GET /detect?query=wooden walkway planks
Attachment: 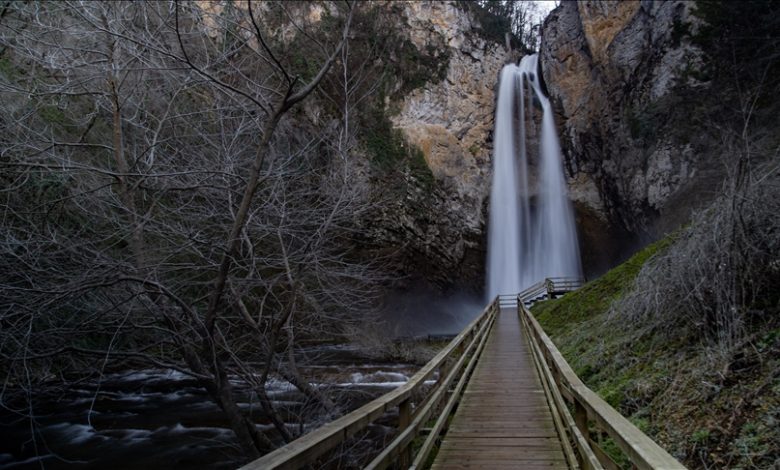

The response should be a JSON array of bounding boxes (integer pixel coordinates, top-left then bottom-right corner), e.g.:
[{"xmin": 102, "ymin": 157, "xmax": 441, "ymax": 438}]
[{"xmin": 431, "ymin": 307, "xmax": 568, "ymax": 470}]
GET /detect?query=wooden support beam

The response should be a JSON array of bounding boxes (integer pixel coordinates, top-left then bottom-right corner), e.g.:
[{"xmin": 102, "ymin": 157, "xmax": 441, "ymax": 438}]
[{"xmin": 398, "ymin": 399, "xmax": 412, "ymax": 467}]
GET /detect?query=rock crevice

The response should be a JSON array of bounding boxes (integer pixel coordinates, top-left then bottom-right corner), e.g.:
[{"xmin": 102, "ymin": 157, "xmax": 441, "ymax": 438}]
[
  {"xmin": 366, "ymin": 1, "xmax": 515, "ymax": 292},
  {"xmin": 540, "ymin": 0, "xmax": 707, "ymax": 269}
]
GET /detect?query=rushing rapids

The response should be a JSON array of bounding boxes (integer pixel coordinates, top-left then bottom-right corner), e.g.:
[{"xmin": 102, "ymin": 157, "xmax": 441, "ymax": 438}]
[{"xmin": 486, "ymin": 54, "xmax": 581, "ymax": 300}]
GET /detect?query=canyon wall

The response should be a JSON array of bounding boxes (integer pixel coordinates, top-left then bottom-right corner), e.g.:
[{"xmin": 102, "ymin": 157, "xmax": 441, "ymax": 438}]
[
  {"xmin": 540, "ymin": 0, "xmax": 711, "ymax": 268},
  {"xmin": 356, "ymin": 1, "xmax": 515, "ymax": 291}
]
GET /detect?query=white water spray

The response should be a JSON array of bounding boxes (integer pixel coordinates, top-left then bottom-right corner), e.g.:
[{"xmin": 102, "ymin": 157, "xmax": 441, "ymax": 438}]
[{"xmin": 486, "ymin": 54, "xmax": 582, "ymax": 300}]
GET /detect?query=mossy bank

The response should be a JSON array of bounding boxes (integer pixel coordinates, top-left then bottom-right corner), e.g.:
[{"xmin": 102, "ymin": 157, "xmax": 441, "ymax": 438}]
[{"xmin": 532, "ymin": 234, "xmax": 780, "ymax": 468}]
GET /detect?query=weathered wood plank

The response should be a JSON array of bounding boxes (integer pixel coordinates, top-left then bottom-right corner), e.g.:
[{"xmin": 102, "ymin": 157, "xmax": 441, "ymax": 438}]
[
  {"xmin": 432, "ymin": 463, "xmax": 568, "ymax": 470},
  {"xmin": 439, "ymin": 437, "xmax": 564, "ymax": 447},
  {"xmin": 436, "ymin": 452, "xmax": 566, "ymax": 462},
  {"xmin": 432, "ymin": 308, "xmax": 569, "ymax": 468}
]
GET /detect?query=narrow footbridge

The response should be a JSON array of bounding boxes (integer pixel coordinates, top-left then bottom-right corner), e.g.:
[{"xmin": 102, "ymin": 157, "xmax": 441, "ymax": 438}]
[{"xmin": 242, "ymin": 278, "xmax": 686, "ymax": 470}]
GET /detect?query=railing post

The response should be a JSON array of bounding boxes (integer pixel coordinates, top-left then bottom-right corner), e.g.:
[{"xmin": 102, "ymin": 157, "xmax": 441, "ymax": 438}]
[
  {"xmin": 398, "ymin": 398, "xmax": 412, "ymax": 467},
  {"xmin": 440, "ymin": 358, "xmax": 452, "ymax": 395},
  {"xmin": 551, "ymin": 364, "xmax": 560, "ymax": 388},
  {"xmin": 574, "ymin": 400, "xmax": 596, "ymax": 468},
  {"xmin": 575, "ymin": 399, "xmax": 588, "ymax": 440}
]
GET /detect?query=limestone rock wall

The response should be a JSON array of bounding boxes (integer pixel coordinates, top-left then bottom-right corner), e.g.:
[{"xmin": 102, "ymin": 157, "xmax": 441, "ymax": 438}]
[
  {"xmin": 368, "ymin": 1, "xmax": 515, "ymax": 291},
  {"xmin": 540, "ymin": 0, "xmax": 707, "ymax": 264},
  {"xmin": 395, "ymin": 2, "xmax": 507, "ymax": 209}
]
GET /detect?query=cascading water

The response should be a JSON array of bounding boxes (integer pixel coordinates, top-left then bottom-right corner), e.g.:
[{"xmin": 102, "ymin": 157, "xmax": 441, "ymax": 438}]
[{"xmin": 486, "ymin": 54, "xmax": 582, "ymax": 300}]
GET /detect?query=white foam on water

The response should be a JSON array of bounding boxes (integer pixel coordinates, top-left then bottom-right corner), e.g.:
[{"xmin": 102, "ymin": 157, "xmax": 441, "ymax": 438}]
[
  {"xmin": 101, "ymin": 428, "xmax": 153, "ymax": 443},
  {"xmin": 349, "ymin": 371, "xmax": 409, "ymax": 384},
  {"xmin": 46, "ymin": 422, "xmax": 108, "ymax": 445},
  {"xmin": 333, "ymin": 381, "xmax": 408, "ymax": 388},
  {"xmin": 159, "ymin": 423, "xmax": 232, "ymax": 437}
]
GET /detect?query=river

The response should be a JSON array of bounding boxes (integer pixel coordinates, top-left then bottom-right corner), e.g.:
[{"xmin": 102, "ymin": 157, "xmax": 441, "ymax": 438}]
[{"xmin": 0, "ymin": 344, "xmax": 427, "ymax": 469}]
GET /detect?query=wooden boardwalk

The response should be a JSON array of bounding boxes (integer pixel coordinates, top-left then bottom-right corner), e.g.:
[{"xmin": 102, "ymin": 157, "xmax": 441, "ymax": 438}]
[
  {"xmin": 246, "ymin": 286, "xmax": 685, "ymax": 470},
  {"xmin": 432, "ymin": 307, "xmax": 568, "ymax": 469}
]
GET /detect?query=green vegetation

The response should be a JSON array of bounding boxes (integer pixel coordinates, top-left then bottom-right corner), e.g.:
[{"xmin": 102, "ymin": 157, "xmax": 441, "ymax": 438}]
[
  {"xmin": 533, "ymin": 236, "xmax": 674, "ymax": 335},
  {"xmin": 395, "ymin": 39, "xmax": 451, "ymax": 98},
  {"xmin": 267, "ymin": 2, "xmax": 443, "ymax": 193},
  {"xmin": 455, "ymin": 1, "xmax": 511, "ymax": 46},
  {"xmin": 598, "ymin": 436, "xmax": 631, "ymax": 468},
  {"xmin": 340, "ymin": 2, "xmax": 451, "ymax": 101},
  {"xmin": 0, "ymin": 56, "xmax": 18, "ymax": 79},
  {"xmin": 362, "ymin": 103, "xmax": 434, "ymax": 190},
  {"xmin": 691, "ymin": 428, "xmax": 710, "ymax": 444},
  {"xmin": 454, "ymin": 1, "xmax": 525, "ymax": 51},
  {"xmin": 531, "ymin": 222, "xmax": 780, "ymax": 468},
  {"xmin": 531, "ymin": 237, "xmax": 678, "ymax": 470},
  {"xmin": 38, "ymin": 105, "xmax": 69, "ymax": 126},
  {"xmin": 283, "ymin": 8, "xmax": 342, "ymax": 84}
]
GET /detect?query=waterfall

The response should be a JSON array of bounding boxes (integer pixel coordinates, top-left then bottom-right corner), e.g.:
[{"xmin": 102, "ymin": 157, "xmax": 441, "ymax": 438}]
[{"xmin": 486, "ymin": 54, "xmax": 582, "ymax": 301}]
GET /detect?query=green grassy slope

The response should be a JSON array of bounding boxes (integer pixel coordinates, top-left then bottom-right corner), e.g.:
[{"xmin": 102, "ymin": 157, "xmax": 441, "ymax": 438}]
[{"xmin": 532, "ymin": 237, "xmax": 780, "ymax": 469}]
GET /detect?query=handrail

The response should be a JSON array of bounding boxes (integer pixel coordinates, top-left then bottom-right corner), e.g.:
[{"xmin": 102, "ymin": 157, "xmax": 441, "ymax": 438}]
[
  {"xmin": 367, "ymin": 304, "xmax": 497, "ymax": 469},
  {"xmin": 518, "ymin": 301, "xmax": 686, "ymax": 470},
  {"xmin": 240, "ymin": 278, "xmax": 680, "ymax": 470},
  {"xmin": 498, "ymin": 293, "xmax": 519, "ymax": 307},
  {"xmin": 518, "ymin": 280, "xmax": 546, "ymax": 302},
  {"xmin": 546, "ymin": 277, "xmax": 585, "ymax": 293},
  {"xmin": 517, "ymin": 277, "xmax": 585, "ymax": 306},
  {"xmin": 240, "ymin": 298, "xmax": 500, "ymax": 470},
  {"xmin": 521, "ymin": 308, "xmax": 603, "ymax": 470}
]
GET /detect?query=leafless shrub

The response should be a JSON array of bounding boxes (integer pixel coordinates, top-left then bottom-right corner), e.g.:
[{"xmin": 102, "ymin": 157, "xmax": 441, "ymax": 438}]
[
  {"xmin": 0, "ymin": 0, "xmax": 391, "ymax": 460},
  {"xmin": 346, "ymin": 320, "xmax": 438, "ymax": 365},
  {"xmin": 610, "ymin": 153, "xmax": 780, "ymax": 356}
]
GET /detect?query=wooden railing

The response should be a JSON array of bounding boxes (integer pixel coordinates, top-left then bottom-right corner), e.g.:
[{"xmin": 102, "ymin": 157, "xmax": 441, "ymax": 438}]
[
  {"xmin": 498, "ymin": 275, "xmax": 584, "ymax": 307},
  {"xmin": 239, "ymin": 279, "xmax": 685, "ymax": 470},
  {"xmin": 240, "ymin": 298, "xmax": 500, "ymax": 470},
  {"xmin": 518, "ymin": 300, "xmax": 686, "ymax": 470},
  {"xmin": 517, "ymin": 280, "xmax": 547, "ymax": 303},
  {"xmin": 516, "ymin": 276, "xmax": 585, "ymax": 306},
  {"xmin": 546, "ymin": 276, "xmax": 585, "ymax": 296},
  {"xmin": 497, "ymin": 293, "xmax": 519, "ymax": 308}
]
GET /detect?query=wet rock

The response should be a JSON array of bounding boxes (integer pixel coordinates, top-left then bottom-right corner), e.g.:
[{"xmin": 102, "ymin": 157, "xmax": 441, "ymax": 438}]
[
  {"xmin": 541, "ymin": 0, "xmax": 707, "ymax": 257},
  {"xmin": 364, "ymin": 2, "xmax": 515, "ymax": 292}
]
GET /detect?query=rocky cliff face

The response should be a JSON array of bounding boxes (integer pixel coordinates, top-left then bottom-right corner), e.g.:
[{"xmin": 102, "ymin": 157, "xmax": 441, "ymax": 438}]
[
  {"xmin": 363, "ymin": 1, "xmax": 514, "ymax": 292},
  {"xmin": 540, "ymin": 0, "xmax": 708, "ymax": 266},
  {"xmin": 358, "ymin": 0, "xmax": 711, "ymax": 287},
  {"xmin": 270, "ymin": 0, "xmax": 715, "ymax": 289},
  {"xmin": 215, "ymin": 1, "xmax": 514, "ymax": 294}
]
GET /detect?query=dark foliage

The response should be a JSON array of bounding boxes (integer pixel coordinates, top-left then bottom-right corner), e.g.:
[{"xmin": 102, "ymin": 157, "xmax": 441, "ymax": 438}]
[{"xmin": 691, "ymin": 1, "xmax": 780, "ymax": 122}]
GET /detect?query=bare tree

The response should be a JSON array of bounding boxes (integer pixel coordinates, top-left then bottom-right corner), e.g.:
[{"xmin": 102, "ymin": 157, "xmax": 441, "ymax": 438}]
[
  {"xmin": 477, "ymin": 0, "xmax": 547, "ymax": 51},
  {"xmin": 0, "ymin": 0, "xmax": 382, "ymax": 460},
  {"xmin": 609, "ymin": 133, "xmax": 780, "ymax": 358}
]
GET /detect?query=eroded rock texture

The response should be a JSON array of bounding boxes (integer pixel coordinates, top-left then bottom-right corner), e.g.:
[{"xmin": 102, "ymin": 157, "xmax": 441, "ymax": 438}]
[
  {"xmin": 364, "ymin": 2, "xmax": 515, "ymax": 292},
  {"xmin": 541, "ymin": 0, "xmax": 707, "ymax": 269}
]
